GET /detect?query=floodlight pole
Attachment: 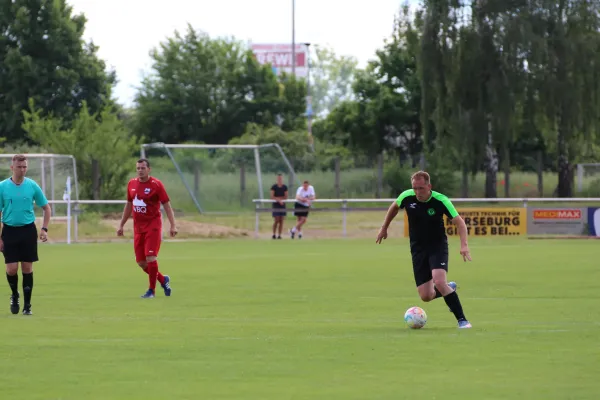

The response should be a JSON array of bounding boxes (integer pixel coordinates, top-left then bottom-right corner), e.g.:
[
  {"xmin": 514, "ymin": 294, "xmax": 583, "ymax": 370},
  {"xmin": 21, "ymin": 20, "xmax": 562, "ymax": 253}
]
[{"xmin": 292, "ymin": 0, "xmax": 296, "ymax": 77}]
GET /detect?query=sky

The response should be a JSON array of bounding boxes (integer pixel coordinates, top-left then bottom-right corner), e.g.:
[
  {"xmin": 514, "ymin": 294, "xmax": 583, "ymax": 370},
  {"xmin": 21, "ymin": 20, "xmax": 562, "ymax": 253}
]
[{"xmin": 69, "ymin": 0, "xmax": 418, "ymax": 107}]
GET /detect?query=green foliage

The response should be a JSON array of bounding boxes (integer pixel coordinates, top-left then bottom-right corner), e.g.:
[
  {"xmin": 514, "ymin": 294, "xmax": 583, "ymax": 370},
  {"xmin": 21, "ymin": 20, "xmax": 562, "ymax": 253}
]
[
  {"xmin": 584, "ymin": 178, "xmax": 600, "ymax": 197},
  {"xmin": 22, "ymin": 99, "xmax": 140, "ymax": 200},
  {"xmin": 423, "ymin": 148, "xmax": 459, "ymax": 196},
  {"xmin": 383, "ymin": 162, "xmax": 412, "ymax": 197},
  {"xmin": 310, "ymin": 45, "xmax": 359, "ymax": 118},
  {"xmin": 133, "ymin": 25, "xmax": 307, "ymax": 145},
  {"xmin": 317, "ymin": 4, "xmax": 424, "ymax": 162},
  {"xmin": 0, "ymin": 0, "xmax": 116, "ymax": 143}
]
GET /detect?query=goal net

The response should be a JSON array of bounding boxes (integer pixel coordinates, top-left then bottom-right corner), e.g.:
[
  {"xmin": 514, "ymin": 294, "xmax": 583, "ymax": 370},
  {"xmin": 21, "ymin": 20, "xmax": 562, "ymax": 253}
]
[
  {"xmin": 0, "ymin": 154, "xmax": 79, "ymax": 242},
  {"xmin": 140, "ymin": 143, "xmax": 301, "ymax": 213},
  {"xmin": 576, "ymin": 163, "xmax": 600, "ymax": 196}
]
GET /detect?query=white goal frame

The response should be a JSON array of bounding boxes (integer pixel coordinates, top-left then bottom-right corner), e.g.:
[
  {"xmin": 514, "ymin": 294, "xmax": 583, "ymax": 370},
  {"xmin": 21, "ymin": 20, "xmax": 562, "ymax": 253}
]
[
  {"xmin": 140, "ymin": 142, "xmax": 300, "ymax": 213},
  {"xmin": 576, "ymin": 163, "xmax": 600, "ymax": 193}
]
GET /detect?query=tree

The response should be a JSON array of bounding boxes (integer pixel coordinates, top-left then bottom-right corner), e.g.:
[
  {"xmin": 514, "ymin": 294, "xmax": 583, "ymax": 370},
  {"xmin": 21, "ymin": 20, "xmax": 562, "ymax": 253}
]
[
  {"xmin": 309, "ymin": 45, "xmax": 359, "ymax": 118},
  {"xmin": 133, "ymin": 25, "xmax": 307, "ymax": 145},
  {"xmin": 316, "ymin": 3, "xmax": 425, "ymax": 165},
  {"xmin": 22, "ymin": 100, "xmax": 140, "ymax": 200},
  {"xmin": 0, "ymin": 0, "xmax": 116, "ymax": 143}
]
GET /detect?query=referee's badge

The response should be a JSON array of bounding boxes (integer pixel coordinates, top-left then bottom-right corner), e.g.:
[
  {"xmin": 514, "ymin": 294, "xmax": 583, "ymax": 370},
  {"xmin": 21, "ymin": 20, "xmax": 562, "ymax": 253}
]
[{"xmin": 427, "ymin": 208, "xmax": 436, "ymax": 216}]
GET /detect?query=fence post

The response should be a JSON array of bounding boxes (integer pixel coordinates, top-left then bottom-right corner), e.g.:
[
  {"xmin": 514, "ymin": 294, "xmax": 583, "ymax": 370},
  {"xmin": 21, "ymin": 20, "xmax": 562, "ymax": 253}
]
[
  {"xmin": 334, "ymin": 157, "xmax": 341, "ymax": 198},
  {"xmin": 376, "ymin": 153, "xmax": 383, "ymax": 198},
  {"xmin": 342, "ymin": 200, "xmax": 348, "ymax": 237},
  {"xmin": 254, "ymin": 201, "xmax": 260, "ymax": 239},
  {"xmin": 240, "ymin": 163, "xmax": 246, "ymax": 207},
  {"xmin": 193, "ymin": 159, "xmax": 200, "ymax": 197}
]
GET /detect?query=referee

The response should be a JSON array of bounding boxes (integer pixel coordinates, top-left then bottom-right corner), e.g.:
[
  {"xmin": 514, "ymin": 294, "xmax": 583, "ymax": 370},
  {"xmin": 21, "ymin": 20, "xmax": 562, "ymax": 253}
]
[{"xmin": 0, "ymin": 154, "xmax": 51, "ymax": 315}]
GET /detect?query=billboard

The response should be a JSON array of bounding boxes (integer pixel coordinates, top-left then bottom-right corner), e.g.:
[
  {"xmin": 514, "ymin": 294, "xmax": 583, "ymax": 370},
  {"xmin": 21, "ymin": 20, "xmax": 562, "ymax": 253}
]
[
  {"xmin": 527, "ymin": 207, "xmax": 588, "ymax": 235},
  {"xmin": 250, "ymin": 43, "xmax": 309, "ymax": 78},
  {"xmin": 403, "ymin": 208, "xmax": 527, "ymax": 237},
  {"xmin": 587, "ymin": 208, "xmax": 600, "ymax": 237}
]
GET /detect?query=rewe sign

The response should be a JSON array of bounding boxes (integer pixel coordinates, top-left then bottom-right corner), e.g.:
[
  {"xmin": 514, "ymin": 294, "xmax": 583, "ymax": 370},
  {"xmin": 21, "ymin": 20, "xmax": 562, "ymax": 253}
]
[{"xmin": 251, "ymin": 43, "xmax": 309, "ymax": 78}]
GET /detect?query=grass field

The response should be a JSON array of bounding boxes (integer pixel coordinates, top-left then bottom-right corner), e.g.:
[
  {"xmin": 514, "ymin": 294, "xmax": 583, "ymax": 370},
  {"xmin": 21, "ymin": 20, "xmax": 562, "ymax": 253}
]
[{"xmin": 1, "ymin": 237, "xmax": 599, "ymax": 399}]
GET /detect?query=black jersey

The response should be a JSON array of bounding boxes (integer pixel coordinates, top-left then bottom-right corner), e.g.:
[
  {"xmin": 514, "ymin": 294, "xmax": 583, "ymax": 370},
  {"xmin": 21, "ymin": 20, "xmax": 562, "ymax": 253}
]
[
  {"xmin": 397, "ymin": 189, "xmax": 459, "ymax": 246},
  {"xmin": 271, "ymin": 184, "xmax": 288, "ymax": 198}
]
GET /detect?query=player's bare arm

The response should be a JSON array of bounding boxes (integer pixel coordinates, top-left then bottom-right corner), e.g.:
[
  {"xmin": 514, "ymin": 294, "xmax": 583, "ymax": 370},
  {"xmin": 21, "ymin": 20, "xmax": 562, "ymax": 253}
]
[
  {"xmin": 452, "ymin": 215, "xmax": 472, "ymax": 261},
  {"xmin": 376, "ymin": 201, "xmax": 400, "ymax": 244},
  {"xmin": 162, "ymin": 201, "xmax": 178, "ymax": 237},
  {"xmin": 117, "ymin": 201, "xmax": 133, "ymax": 236},
  {"xmin": 39, "ymin": 203, "xmax": 51, "ymax": 242}
]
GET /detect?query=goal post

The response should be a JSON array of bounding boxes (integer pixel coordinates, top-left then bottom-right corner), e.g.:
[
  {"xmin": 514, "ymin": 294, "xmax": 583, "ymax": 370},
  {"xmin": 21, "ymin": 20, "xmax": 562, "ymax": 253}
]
[
  {"xmin": 576, "ymin": 163, "xmax": 600, "ymax": 194},
  {"xmin": 0, "ymin": 153, "xmax": 79, "ymax": 243},
  {"xmin": 140, "ymin": 142, "xmax": 301, "ymax": 213}
]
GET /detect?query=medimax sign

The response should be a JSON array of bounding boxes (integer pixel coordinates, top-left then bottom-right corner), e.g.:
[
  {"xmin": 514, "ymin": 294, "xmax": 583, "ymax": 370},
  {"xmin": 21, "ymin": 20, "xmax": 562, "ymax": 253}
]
[{"xmin": 527, "ymin": 207, "xmax": 588, "ymax": 235}]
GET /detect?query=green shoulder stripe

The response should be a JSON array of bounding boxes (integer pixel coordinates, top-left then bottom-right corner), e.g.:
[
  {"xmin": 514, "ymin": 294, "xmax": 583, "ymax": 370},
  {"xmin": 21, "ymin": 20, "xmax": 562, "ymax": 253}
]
[
  {"xmin": 431, "ymin": 191, "xmax": 459, "ymax": 218},
  {"xmin": 395, "ymin": 189, "xmax": 415, "ymax": 207}
]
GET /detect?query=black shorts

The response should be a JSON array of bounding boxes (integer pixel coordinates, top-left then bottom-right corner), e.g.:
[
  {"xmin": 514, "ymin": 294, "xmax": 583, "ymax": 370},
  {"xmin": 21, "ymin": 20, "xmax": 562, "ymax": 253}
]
[
  {"xmin": 294, "ymin": 202, "xmax": 310, "ymax": 217},
  {"xmin": 1, "ymin": 223, "xmax": 39, "ymax": 264},
  {"xmin": 410, "ymin": 242, "xmax": 449, "ymax": 287},
  {"xmin": 272, "ymin": 202, "xmax": 287, "ymax": 217}
]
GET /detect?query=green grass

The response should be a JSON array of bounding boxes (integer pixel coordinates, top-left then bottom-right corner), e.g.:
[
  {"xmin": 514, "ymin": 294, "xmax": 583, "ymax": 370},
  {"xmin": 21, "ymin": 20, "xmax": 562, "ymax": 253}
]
[{"xmin": 1, "ymin": 237, "xmax": 599, "ymax": 399}]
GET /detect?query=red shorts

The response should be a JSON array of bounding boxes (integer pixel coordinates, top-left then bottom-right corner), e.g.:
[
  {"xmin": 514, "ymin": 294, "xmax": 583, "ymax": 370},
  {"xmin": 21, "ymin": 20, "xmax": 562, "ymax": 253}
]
[{"xmin": 134, "ymin": 229, "xmax": 162, "ymax": 263}]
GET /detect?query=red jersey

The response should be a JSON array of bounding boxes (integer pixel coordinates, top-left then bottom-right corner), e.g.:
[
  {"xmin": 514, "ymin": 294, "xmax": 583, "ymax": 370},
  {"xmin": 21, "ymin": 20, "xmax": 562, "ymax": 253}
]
[{"xmin": 126, "ymin": 177, "xmax": 170, "ymax": 233}]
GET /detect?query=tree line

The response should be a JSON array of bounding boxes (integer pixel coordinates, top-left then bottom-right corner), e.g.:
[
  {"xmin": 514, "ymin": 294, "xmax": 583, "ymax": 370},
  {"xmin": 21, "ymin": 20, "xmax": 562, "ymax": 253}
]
[{"xmin": 1, "ymin": 0, "xmax": 599, "ymax": 200}]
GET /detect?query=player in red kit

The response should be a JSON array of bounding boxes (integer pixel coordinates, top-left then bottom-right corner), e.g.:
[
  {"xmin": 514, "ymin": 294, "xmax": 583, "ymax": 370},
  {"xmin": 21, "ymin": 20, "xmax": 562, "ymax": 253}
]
[{"xmin": 117, "ymin": 159, "xmax": 178, "ymax": 298}]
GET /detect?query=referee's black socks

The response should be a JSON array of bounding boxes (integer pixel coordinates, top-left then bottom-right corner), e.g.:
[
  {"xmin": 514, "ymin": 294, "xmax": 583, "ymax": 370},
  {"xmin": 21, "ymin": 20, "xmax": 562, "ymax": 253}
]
[
  {"xmin": 22, "ymin": 272, "xmax": 33, "ymax": 305},
  {"xmin": 443, "ymin": 291, "xmax": 467, "ymax": 321},
  {"xmin": 6, "ymin": 273, "xmax": 18, "ymax": 296}
]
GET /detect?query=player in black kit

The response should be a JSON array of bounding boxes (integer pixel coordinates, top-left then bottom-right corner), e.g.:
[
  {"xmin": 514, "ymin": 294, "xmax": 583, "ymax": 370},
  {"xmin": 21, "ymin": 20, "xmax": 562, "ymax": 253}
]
[
  {"xmin": 376, "ymin": 171, "xmax": 473, "ymax": 328},
  {"xmin": 270, "ymin": 174, "xmax": 288, "ymax": 239}
]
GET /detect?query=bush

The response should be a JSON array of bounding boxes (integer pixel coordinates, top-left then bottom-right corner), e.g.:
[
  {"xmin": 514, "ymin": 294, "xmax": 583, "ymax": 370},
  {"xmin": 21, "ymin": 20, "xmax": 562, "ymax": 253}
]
[
  {"xmin": 383, "ymin": 162, "xmax": 412, "ymax": 197},
  {"xmin": 383, "ymin": 152, "xmax": 459, "ymax": 198},
  {"xmin": 584, "ymin": 178, "xmax": 600, "ymax": 197},
  {"xmin": 423, "ymin": 148, "xmax": 459, "ymax": 195}
]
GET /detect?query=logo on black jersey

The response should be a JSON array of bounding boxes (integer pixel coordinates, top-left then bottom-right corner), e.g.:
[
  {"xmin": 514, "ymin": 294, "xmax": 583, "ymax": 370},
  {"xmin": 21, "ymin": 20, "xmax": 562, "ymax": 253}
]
[{"xmin": 428, "ymin": 208, "xmax": 436, "ymax": 216}]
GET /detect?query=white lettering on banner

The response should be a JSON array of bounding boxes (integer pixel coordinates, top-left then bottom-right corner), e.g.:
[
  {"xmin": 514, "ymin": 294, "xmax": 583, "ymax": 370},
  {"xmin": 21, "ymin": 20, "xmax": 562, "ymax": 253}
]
[
  {"xmin": 274, "ymin": 53, "xmax": 291, "ymax": 66},
  {"xmin": 255, "ymin": 52, "xmax": 305, "ymax": 67}
]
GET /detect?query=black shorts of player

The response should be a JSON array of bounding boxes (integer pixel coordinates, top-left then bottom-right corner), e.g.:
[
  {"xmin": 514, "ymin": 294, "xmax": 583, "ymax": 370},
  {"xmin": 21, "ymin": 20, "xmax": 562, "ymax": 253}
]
[
  {"xmin": 411, "ymin": 242, "xmax": 449, "ymax": 287},
  {"xmin": 272, "ymin": 202, "xmax": 287, "ymax": 217},
  {"xmin": 1, "ymin": 223, "xmax": 39, "ymax": 264},
  {"xmin": 294, "ymin": 202, "xmax": 310, "ymax": 217}
]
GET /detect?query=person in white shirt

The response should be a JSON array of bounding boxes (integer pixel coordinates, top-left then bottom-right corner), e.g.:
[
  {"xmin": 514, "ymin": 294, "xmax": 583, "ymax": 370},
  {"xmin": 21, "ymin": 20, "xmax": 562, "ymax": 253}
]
[{"xmin": 290, "ymin": 180, "xmax": 315, "ymax": 239}]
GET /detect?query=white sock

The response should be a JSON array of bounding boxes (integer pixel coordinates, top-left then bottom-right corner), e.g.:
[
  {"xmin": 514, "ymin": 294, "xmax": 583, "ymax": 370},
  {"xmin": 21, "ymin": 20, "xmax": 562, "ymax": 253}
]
[{"xmin": 291, "ymin": 227, "xmax": 297, "ymax": 233}]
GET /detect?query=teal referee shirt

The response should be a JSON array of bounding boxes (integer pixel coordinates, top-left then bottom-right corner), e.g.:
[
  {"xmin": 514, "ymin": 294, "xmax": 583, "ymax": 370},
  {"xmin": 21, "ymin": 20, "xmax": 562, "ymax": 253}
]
[{"xmin": 0, "ymin": 177, "xmax": 48, "ymax": 227}]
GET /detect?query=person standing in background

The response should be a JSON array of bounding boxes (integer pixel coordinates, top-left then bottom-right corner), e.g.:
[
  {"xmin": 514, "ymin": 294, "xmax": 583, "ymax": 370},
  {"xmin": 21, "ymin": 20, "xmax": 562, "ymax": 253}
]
[
  {"xmin": 290, "ymin": 181, "xmax": 315, "ymax": 240},
  {"xmin": 270, "ymin": 174, "xmax": 288, "ymax": 239}
]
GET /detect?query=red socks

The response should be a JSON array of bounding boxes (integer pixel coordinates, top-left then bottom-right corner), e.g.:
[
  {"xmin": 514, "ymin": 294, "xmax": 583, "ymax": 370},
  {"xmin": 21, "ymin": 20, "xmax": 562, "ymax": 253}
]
[{"xmin": 145, "ymin": 261, "xmax": 165, "ymax": 291}]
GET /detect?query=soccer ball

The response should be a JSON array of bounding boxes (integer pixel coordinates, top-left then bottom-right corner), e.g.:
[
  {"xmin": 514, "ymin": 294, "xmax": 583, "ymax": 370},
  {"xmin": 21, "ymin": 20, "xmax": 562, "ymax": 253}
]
[{"xmin": 404, "ymin": 306, "xmax": 428, "ymax": 329}]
